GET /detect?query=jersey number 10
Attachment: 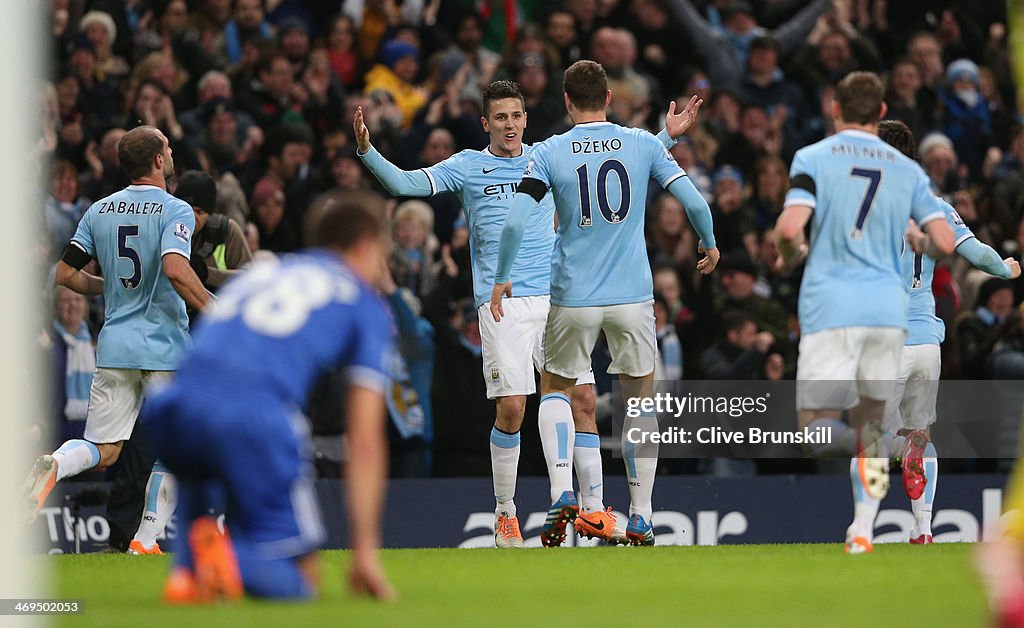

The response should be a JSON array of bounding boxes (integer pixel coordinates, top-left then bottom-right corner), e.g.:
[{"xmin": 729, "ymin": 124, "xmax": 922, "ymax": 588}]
[{"xmin": 576, "ymin": 160, "xmax": 631, "ymax": 227}]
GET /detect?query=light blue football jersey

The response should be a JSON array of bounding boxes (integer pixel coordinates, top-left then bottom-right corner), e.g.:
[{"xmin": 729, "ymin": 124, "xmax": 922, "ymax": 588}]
[
  {"xmin": 903, "ymin": 200, "xmax": 974, "ymax": 345},
  {"xmin": 425, "ymin": 147, "xmax": 555, "ymax": 307},
  {"xmin": 784, "ymin": 130, "xmax": 946, "ymax": 334},
  {"xmin": 70, "ymin": 184, "xmax": 194, "ymax": 370},
  {"xmin": 522, "ymin": 122, "xmax": 687, "ymax": 306},
  {"xmin": 183, "ymin": 251, "xmax": 393, "ymax": 405}
]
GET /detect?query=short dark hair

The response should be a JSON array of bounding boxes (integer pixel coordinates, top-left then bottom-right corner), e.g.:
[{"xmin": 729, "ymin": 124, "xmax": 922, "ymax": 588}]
[
  {"xmin": 118, "ymin": 125, "xmax": 165, "ymax": 180},
  {"xmin": 878, "ymin": 120, "xmax": 917, "ymax": 160},
  {"xmin": 304, "ymin": 190, "xmax": 387, "ymax": 250},
  {"xmin": 563, "ymin": 60, "xmax": 608, "ymax": 112},
  {"xmin": 835, "ymin": 71, "xmax": 885, "ymax": 125},
  {"xmin": 481, "ymin": 80, "xmax": 525, "ymax": 117},
  {"xmin": 721, "ymin": 310, "xmax": 755, "ymax": 336}
]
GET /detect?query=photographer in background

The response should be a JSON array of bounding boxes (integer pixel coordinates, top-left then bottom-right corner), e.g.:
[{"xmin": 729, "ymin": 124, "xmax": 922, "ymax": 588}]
[{"xmin": 174, "ymin": 170, "xmax": 253, "ymax": 292}]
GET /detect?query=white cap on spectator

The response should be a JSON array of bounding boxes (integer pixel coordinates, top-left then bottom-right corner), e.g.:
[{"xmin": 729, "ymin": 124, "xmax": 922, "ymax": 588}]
[
  {"xmin": 918, "ymin": 132, "xmax": 955, "ymax": 160},
  {"xmin": 79, "ymin": 11, "xmax": 116, "ymax": 44}
]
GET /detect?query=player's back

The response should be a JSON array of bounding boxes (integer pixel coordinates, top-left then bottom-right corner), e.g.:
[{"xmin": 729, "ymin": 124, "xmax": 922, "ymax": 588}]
[
  {"xmin": 903, "ymin": 201, "xmax": 973, "ymax": 345},
  {"xmin": 791, "ymin": 130, "xmax": 942, "ymax": 334},
  {"xmin": 74, "ymin": 184, "xmax": 194, "ymax": 370},
  {"xmin": 530, "ymin": 122, "xmax": 685, "ymax": 306},
  {"xmin": 177, "ymin": 251, "xmax": 392, "ymax": 408}
]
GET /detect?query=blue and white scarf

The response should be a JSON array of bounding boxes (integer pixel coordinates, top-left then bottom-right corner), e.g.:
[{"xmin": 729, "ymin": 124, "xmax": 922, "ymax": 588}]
[{"xmin": 54, "ymin": 321, "xmax": 95, "ymax": 421}]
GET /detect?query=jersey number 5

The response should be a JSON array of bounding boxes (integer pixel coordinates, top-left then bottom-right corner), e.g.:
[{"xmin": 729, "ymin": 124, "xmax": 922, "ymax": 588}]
[
  {"xmin": 117, "ymin": 225, "xmax": 142, "ymax": 290},
  {"xmin": 849, "ymin": 168, "xmax": 882, "ymax": 239},
  {"xmin": 576, "ymin": 160, "xmax": 631, "ymax": 227}
]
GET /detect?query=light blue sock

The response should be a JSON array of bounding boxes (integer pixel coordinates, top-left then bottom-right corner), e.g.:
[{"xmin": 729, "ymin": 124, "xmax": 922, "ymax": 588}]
[
  {"xmin": 52, "ymin": 439, "xmax": 100, "ymax": 481},
  {"xmin": 848, "ymin": 457, "xmax": 880, "ymax": 539},
  {"xmin": 538, "ymin": 393, "xmax": 574, "ymax": 502},
  {"xmin": 574, "ymin": 432, "xmax": 604, "ymax": 513}
]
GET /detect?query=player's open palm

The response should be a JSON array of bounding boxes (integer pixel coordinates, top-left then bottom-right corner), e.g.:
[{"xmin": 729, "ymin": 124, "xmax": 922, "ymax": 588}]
[
  {"xmin": 349, "ymin": 553, "xmax": 396, "ymax": 601},
  {"xmin": 1006, "ymin": 257, "xmax": 1022, "ymax": 279},
  {"xmin": 697, "ymin": 244, "xmax": 720, "ymax": 275},
  {"xmin": 665, "ymin": 95, "xmax": 704, "ymax": 139},
  {"xmin": 354, "ymin": 106, "xmax": 371, "ymax": 153}
]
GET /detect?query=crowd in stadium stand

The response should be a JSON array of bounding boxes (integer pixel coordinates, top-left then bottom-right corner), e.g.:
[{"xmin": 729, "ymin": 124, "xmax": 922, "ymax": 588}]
[{"xmin": 38, "ymin": 0, "xmax": 1024, "ymax": 477}]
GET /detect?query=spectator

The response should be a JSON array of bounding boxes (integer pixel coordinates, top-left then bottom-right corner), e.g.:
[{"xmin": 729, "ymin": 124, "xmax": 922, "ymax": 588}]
[
  {"xmin": 919, "ymin": 132, "xmax": 961, "ymax": 194},
  {"xmin": 515, "ymin": 53, "xmax": 564, "ymax": 144},
  {"xmin": 715, "ymin": 251, "xmax": 789, "ymax": 345},
  {"xmin": 749, "ymin": 155, "xmax": 788, "ymax": 233},
  {"xmin": 174, "ymin": 171, "xmax": 252, "ymax": 291},
  {"xmin": 648, "ymin": 192, "xmax": 696, "ymax": 271},
  {"xmin": 591, "ymin": 27, "xmax": 653, "ymax": 127},
  {"xmin": 664, "ymin": 0, "xmax": 829, "ymax": 90},
  {"xmin": 379, "ymin": 262, "xmax": 435, "ymax": 478},
  {"xmin": 325, "ymin": 14, "xmax": 365, "ymax": 92},
  {"xmin": 716, "ymin": 103, "xmax": 783, "ymax": 176},
  {"xmin": 79, "ymin": 11, "xmax": 130, "ymax": 82},
  {"xmin": 363, "ymin": 40, "xmax": 428, "ymax": 129},
  {"xmin": 50, "ymin": 285, "xmax": 95, "ymax": 444},
  {"xmin": 654, "ymin": 291, "xmax": 683, "ymax": 380},
  {"xmin": 699, "ymin": 310, "xmax": 781, "ymax": 380},
  {"xmin": 219, "ymin": 0, "xmax": 273, "ymax": 66},
  {"xmin": 328, "ymin": 146, "xmax": 372, "ymax": 192},
  {"xmin": 709, "ymin": 166, "xmax": 755, "ymax": 256},
  {"xmin": 669, "ymin": 137, "xmax": 713, "ymax": 201},
  {"xmin": 250, "ymin": 178, "xmax": 298, "ymax": 252},
  {"xmin": 179, "ymin": 69, "xmax": 256, "ymax": 145},
  {"xmin": 909, "ymin": 31, "xmax": 947, "ymax": 93},
  {"xmin": 958, "ymin": 277, "xmax": 1015, "ymax": 378},
  {"xmin": 80, "ymin": 127, "xmax": 128, "ymax": 202},
  {"xmin": 44, "ymin": 160, "xmax": 91, "ymax": 262},
  {"xmin": 884, "ymin": 56, "xmax": 939, "ymax": 141},
  {"xmin": 740, "ymin": 36, "xmax": 806, "ymax": 144},
  {"xmin": 546, "ymin": 10, "xmax": 581, "ymax": 70},
  {"xmin": 942, "ymin": 58, "xmax": 993, "ymax": 178},
  {"xmin": 389, "ymin": 200, "xmax": 439, "ymax": 299}
]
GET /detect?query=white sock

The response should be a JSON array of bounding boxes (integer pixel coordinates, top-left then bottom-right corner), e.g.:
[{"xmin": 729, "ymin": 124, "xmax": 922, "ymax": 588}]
[
  {"xmin": 912, "ymin": 442, "xmax": 938, "ymax": 536},
  {"xmin": 52, "ymin": 439, "xmax": 101, "ymax": 481},
  {"xmin": 623, "ymin": 413, "xmax": 658, "ymax": 522},
  {"xmin": 574, "ymin": 432, "xmax": 604, "ymax": 513},
  {"xmin": 132, "ymin": 462, "xmax": 177, "ymax": 549},
  {"xmin": 806, "ymin": 418, "xmax": 857, "ymax": 456},
  {"xmin": 848, "ymin": 457, "xmax": 880, "ymax": 539},
  {"xmin": 538, "ymin": 393, "xmax": 575, "ymax": 503},
  {"xmin": 490, "ymin": 427, "xmax": 520, "ymax": 517}
]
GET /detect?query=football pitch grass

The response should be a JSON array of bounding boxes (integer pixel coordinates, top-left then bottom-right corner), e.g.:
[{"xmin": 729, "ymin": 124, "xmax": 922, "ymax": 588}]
[{"xmin": 54, "ymin": 543, "xmax": 986, "ymax": 627}]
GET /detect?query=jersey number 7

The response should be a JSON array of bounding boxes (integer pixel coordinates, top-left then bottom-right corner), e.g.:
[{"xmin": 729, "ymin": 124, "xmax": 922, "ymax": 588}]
[{"xmin": 849, "ymin": 167, "xmax": 882, "ymax": 240}]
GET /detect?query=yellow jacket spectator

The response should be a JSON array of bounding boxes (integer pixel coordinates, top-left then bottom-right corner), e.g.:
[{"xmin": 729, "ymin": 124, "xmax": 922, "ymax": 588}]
[{"xmin": 363, "ymin": 40, "xmax": 427, "ymax": 128}]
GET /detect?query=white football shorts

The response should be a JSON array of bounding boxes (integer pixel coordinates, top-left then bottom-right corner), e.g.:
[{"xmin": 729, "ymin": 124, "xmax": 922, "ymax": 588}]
[
  {"xmin": 796, "ymin": 326, "xmax": 905, "ymax": 411},
  {"xmin": 543, "ymin": 300, "xmax": 656, "ymax": 379},
  {"xmin": 882, "ymin": 343, "xmax": 941, "ymax": 432},
  {"xmin": 84, "ymin": 368, "xmax": 172, "ymax": 443}
]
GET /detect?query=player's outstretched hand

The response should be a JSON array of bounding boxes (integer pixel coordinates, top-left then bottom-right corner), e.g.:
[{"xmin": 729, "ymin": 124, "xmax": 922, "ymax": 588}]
[
  {"xmin": 354, "ymin": 106, "xmax": 371, "ymax": 153},
  {"xmin": 1006, "ymin": 257, "xmax": 1022, "ymax": 280},
  {"xmin": 348, "ymin": 551, "xmax": 396, "ymax": 602},
  {"xmin": 665, "ymin": 95, "xmax": 704, "ymax": 139},
  {"xmin": 697, "ymin": 244, "xmax": 720, "ymax": 275},
  {"xmin": 490, "ymin": 282, "xmax": 512, "ymax": 322}
]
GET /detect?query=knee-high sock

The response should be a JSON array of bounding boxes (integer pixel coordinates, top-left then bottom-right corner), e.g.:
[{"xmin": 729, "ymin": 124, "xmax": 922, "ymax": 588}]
[
  {"xmin": 574, "ymin": 432, "xmax": 604, "ymax": 513},
  {"xmin": 538, "ymin": 393, "xmax": 575, "ymax": 503},
  {"xmin": 848, "ymin": 457, "xmax": 881, "ymax": 540},
  {"xmin": 623, "ymin": 413, "xmax": 658, "ymax": 521},
  {"xmin": 912, "ymin": 442, "xmax": 938, "ymax": 536},
  {"xmin": 489, "ymin": 427, "xmax": 521, "ymax": 517},
  {"xmin": 133, "ymin": 461, "xmax": 177, "ymax": 549},
  {"xmin": 52, "ymin": 440, "xmax": 100, "ymax": 481}
]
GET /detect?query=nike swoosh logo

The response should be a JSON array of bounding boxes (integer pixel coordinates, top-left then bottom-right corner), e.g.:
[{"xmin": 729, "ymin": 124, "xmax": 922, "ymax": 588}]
[
  {"xmin": 482, "ymin": 167, "xmax": 498, "ymax": 174},
  {"xmin": 578, "ymin": 515, "xmax": 604, "ymax": 531}
]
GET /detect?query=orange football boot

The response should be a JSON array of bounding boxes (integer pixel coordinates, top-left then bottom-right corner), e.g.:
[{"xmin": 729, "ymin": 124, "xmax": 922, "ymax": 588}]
[
  {"xmin": 574, "ymin": 507, "xmax": 622, "ymax": 543},
  {"xmin": 23, "ymin": 455, "xmax": 58, "ymax": 523},
  {"xmin": 189, "ymin": 516, "xmax": 243, "ymax": 602}
]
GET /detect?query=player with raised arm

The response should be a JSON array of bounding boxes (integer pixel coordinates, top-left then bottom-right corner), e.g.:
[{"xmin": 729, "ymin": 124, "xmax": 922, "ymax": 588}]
[
  {"xmin": 356, "ymin": 80, "xmax": 701, "ymax": 547},
  {"xmin": 876, "ymin": 120, "xmax": 1020, "ymax": 545},
  {"xmin": 490, "ymin": 60, "xmax": 718, "ymax": 547},
  {"xmin": 773, "ymin": 72, "xmax": 956, "ymax": 554},
  {"xmin": 150, "ymin": 192, "xmax": 395, "ymax": 602},
  {"xmin": 23, "ymin": 126, "xmax": 209, "ymax": 556}
]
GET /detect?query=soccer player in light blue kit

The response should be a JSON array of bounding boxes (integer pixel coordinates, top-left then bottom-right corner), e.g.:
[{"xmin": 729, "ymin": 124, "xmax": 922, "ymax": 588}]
[
  {"xmin": 490, "ymin": 60, "xmax": 719, "ymax": 546},
  {"xmin": 147, "ymin": 194, "xmax": 395, "ymax": 602},
  {"xmin": 873, "ymin": 120, "xmax": 1020, "ymax": 546},
  {"xmin": 23, "ymin": 126, "xmax": 210, "ymax": 555},
  {"xmin": 774, "ymin": 72, "xmax": 956, "ymax": 554},
  {"xmin": 356, "ymin": 80, "xmax": 699, "ymax": 547}
]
